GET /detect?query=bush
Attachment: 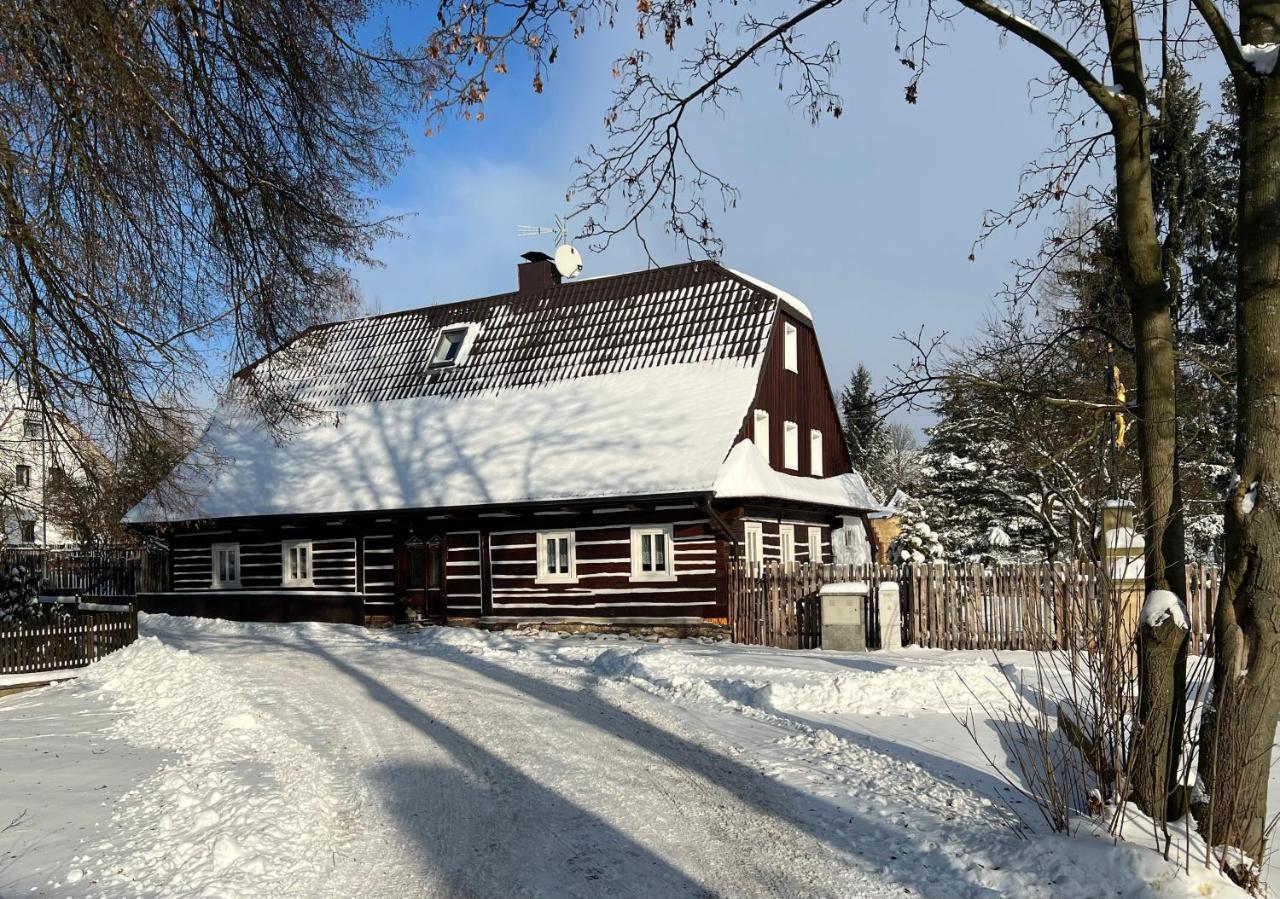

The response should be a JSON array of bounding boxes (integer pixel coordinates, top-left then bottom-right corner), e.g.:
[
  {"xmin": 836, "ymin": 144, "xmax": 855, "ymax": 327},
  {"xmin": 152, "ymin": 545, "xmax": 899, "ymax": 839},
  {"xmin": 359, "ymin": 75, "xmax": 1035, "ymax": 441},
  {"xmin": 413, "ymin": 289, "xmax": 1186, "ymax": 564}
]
[{"xmin": 0, "ymin": 565, "xmax": 43, "ymax": 626}]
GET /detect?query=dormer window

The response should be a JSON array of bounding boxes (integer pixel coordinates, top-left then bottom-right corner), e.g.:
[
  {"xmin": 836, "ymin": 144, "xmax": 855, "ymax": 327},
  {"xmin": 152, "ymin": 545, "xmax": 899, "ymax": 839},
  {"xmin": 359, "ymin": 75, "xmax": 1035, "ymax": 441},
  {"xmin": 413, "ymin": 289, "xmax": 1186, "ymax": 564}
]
[{"xmin": 430, "ymin": 323, "xmax": 479, "ymax": 367}]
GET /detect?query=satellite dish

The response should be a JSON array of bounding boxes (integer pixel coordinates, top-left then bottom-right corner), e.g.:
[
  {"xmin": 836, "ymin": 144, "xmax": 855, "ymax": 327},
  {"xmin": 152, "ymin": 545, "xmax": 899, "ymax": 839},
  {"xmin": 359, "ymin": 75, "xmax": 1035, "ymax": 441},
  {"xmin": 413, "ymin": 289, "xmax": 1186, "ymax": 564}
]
[{"xmin": 554, "ymin": 244, "xmax": 583, "ymax": 279}]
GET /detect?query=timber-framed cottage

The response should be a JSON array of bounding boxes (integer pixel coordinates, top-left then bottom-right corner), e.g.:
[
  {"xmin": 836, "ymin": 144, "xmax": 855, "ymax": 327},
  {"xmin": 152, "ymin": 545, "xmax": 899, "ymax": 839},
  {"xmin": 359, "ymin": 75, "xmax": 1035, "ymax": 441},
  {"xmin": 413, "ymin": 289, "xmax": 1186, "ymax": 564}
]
[{"xmin": 127, "ymin": 258, "xmax": 880, "ymax": 632}]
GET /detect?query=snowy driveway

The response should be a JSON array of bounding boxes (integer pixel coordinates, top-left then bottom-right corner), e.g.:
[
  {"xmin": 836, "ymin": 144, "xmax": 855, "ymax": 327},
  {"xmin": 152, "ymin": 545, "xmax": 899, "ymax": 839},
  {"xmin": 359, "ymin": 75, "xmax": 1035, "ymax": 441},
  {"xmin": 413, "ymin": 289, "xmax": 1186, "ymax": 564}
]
[{"xmin": 0, "ymin": 617, "xmax": 1244, "ymax": 898}]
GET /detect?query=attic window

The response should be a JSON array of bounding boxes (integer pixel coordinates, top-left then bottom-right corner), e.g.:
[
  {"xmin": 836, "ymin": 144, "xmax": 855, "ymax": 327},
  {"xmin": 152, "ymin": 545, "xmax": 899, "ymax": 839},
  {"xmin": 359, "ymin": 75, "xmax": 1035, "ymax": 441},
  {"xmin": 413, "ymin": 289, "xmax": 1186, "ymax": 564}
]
[{"xmin": 430, "ymin": 323, "xmax": 479, "ymax": 367}]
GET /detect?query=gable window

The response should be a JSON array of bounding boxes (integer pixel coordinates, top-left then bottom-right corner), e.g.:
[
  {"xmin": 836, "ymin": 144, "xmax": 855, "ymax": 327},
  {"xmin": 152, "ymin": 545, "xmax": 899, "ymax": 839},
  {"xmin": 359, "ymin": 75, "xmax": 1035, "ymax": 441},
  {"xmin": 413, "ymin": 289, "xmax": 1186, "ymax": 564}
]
[
  {"xmin": 779, "ymin": 524, "xmax": 796, "ymax": 570},
  {"xmin": 282, "ymin": 540, "xmax": 313, "ymax": 586},
  {"xmin": 743, "ymin": 521, "xmax": 763, "ymax": 572},
  {"xmin": 430, "ymin": 323, "xmax": 479, "ymax": 367},
  {"xmin": 783, "ymin": 323, "xmax": 798, "ymax": 372},
  {"xmin": 18, "ymin": 520, "xmax": 35, "ymax": 543},
  {"xmin": 810, "ymin": 429, "xmax": 824, "ymax": 476},
  {"xmin": 537, "ymin": 531, "xmax": 577, "ymax": 583},
  {"xmin": 212, "ymin": 543, "xmax": 241, "ymax": 588},
  {"xmin": 631, "ymin": 525, "xmax": 675, "ymax": 581},
  {"xmin": 14, "ymin": 464, "xmax": 30, "ymax": 487},
  {"xmin": 783, "ymin": 421, "xmax": 799, "ymax": 470},
  {"xmin": 753, "ymin": 409, "xmax": 770, "ymax": 464},
  {"xmin": 22, "ymin": 419, "xmax": 40, "ymax": 439},
  {"xmin": 807, "ymin": 527, "xmax": 823, "ymax": 564}
]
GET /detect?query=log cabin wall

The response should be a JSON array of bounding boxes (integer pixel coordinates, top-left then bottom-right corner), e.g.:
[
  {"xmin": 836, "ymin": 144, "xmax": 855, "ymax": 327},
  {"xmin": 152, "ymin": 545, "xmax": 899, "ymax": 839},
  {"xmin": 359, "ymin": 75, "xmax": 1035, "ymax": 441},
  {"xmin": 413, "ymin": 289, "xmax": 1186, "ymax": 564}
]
[
  {"xmin": 737, "ymin": 309, "xmax": 851, "ymax": 478},
  {"xmin": 444, "ymin": 531, "xmax": 484, "ymax": 617},
  {"xmin": 478, "ymin": 508, "xmax": 723, "ymax": 621},
  {"xmin": 727, "ymin": 506, "xmax": 837, "ymax": 565},
  {"xmin": 146, "ymin": 520, "xmax": 368, "ymax": 624}
]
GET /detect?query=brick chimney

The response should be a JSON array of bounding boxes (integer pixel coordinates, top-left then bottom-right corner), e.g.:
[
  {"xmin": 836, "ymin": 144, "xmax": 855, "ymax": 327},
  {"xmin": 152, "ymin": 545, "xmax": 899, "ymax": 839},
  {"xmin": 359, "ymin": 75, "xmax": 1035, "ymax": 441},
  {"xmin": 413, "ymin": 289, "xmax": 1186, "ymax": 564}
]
[{"xmin": 518, "ymin": 251, "xmax": 561, "ymax": 292}]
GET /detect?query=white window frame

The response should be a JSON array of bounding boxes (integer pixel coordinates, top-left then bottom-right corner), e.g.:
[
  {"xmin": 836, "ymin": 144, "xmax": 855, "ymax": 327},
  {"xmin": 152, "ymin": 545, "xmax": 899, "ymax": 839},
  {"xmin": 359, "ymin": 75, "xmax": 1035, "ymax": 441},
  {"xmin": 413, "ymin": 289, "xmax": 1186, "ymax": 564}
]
[
  {"xmin": 783, "ymin": 322, "xmax": 798, "ymax": 372},
  {"xmin": 743, "ymin": 521, "xmax": 763, "ymax": 572},
  {"xmin": 14, "ymin": 464, "xmax": 29, "ymax": 487},
  {"xmin": 430, "ymin": 322, "xmax": 480, "ymax": 367},
  {"xmin": 211, "ymin": 542, "xmax": 241, "ymax": 588},
  {"xmin": 809, "ymin": 429, "xmax": 824, "ymax": 476},
  {"xmin": 779, "ymin": 524, "xmax": 797, "ymax": 570},
  {"xmin": 783, "ymin": 421, "xmax": 799, "ymax": 470},
  {"xmin": 536, "ymin": 530, "xmax": 577, "ymax": 584},
  {"xmin": 753, "ymin": 409, "xmax": 770, "ymax": 464},
  {"xmin": 630, "ymin": 525, "xmax": 676, "ymax": 582},
  {"xmin": 807, "ymin": 527, "xmax": 823, "ymax": 565},
  {"xmin": 282, "ymin": 539, "xmax": 313, "ymax": 587}
]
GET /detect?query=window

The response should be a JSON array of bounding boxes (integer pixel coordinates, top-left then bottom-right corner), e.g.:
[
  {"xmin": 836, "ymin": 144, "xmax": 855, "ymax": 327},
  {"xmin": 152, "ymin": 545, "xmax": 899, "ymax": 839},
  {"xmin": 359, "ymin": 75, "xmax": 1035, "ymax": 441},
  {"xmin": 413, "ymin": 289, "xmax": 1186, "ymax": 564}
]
[
  {"xmin": 809, "ymin": 430, "xmax": 823, "ymax": 476},
  {"xmin": 431, "ymin": 323, "xmax": 478, "ymax": 367},
  {"xmin": 753, "ymin": 409, "xmax": 770, "ymax": 464},
  {"xmin": 537, "ymin": 531, "xmax": 577, "ymax": 583},
  {"xmin": 808, "ymin": 527, "xmax": 823, "ymax": 564},
  {"xmin": 282, "ymin": 540, "xmax": 313, "ymax": 586},
  {"xmin": 631, "ymin": 525, "xmax": 675, "ymax": 581},
  {"xmin": 743, "ymin": 521, "xmax": 763, "ymax": 572},
  {"xmin": 783, "ymin": 421, "xmax": 799, "ymax": 470},
  {"xmin": 22, "ymin": 419, "xmax": 40, "ymax": 439},
  {"xmin": 18, "ymin": 520, "xmax": 35, "ymax": 543},
  {"xmin": 211, "ymin": 543, "xmax": 240, "ymax": 587},
  {"xmin": 783, "ymin": 322, "xmax": 798, "ymax": 372},
  {"xmin": 14, "ymin": 464, "xmax": 29, "ymax": 487},
  {"xmin": 779, "ymin": 524, "xmax": 796, "ymax": 570}
]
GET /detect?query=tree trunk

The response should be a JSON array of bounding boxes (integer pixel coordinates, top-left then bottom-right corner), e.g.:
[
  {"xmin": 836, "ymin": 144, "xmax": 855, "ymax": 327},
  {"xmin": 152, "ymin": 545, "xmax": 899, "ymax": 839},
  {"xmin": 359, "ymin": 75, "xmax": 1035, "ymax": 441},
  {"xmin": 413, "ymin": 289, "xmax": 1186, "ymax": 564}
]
[
  {"xmin": 1110, "ymin": 107, "xmax": 1190, "ymax": 821},
  {"xmin": 1199, "ymin": 67, "xmax": 1280, "ymax": 864},
  {"xmin": 1133, "ymin": 613, "xmax": 1190, "ymax": 821}
]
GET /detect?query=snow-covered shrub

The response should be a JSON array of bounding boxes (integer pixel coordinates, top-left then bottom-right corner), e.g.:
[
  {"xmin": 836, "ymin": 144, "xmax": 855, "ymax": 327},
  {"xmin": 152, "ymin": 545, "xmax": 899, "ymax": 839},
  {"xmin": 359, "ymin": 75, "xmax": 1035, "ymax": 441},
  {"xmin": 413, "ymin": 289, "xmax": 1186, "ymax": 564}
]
[
  {"xmin": 0, "ymin": 564, "xmax": 43, "ymax": 626},
  {"xmin": 890, "ymin": 497, "xmax": 945, "ymax": 564}
]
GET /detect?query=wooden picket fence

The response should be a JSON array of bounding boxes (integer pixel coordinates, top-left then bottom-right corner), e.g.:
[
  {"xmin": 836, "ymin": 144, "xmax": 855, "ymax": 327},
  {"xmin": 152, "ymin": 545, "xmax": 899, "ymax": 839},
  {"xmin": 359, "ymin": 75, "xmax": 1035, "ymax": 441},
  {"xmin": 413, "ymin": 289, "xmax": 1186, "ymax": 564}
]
[
  {"xmin": 1, "ymin": 600, "xmax": 138, "ymax": 675},
  {"xmin": 0, "ymin": 545, "xmax": 168, "ymax": 597},
  {"xmin": 728, "ymin": 560, "xmax": 1221, "ymax": 653}
]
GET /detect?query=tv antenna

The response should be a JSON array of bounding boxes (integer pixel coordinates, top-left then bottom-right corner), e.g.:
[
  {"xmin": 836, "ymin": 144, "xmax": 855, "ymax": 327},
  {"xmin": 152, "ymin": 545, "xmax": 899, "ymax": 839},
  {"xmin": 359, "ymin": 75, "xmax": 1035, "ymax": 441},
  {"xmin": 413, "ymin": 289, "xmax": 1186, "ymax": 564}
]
[
  {"xmin": 516, "ymin": 214, "xmax": 569, "ymax": 245},
  {"xmin": 516, "ymin": 214, "xmax": 583, "ymax": 279}
]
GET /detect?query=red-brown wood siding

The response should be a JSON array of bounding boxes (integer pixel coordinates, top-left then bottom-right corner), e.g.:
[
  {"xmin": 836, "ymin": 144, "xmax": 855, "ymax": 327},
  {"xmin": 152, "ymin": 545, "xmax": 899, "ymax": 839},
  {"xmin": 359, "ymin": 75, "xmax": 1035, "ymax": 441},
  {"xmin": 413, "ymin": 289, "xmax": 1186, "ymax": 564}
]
[
  {"xmin": 736, "ymin": 311, "xmax": 851, "ymax": 478},
  {"xmin": 483, "ymin": 515, "xmax": 724, "ymax": 618}
]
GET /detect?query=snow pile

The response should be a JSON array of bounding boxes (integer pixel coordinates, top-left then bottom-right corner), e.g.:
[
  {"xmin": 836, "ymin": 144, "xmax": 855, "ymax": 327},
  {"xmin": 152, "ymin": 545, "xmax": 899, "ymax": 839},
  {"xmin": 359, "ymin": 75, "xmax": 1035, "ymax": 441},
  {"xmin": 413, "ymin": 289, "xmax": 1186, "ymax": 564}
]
[
  {"xmin": 1141, "ymin": 589, "xmax": 1189, "ymax": 630},
  {"xmin": 1243, "ymin": 479, "xmax": 1260, "ymax": 514},
  {"xmin": 1243, "ymin": 43, "xmax": 1279, "ymax": 74},
  {"xmin": 580, "ymin": 644, "xmax": 1020, "ymax": 717},
  {"xmin": 74, "ymin": 636, "xmax": 358, "ymax": 896}
]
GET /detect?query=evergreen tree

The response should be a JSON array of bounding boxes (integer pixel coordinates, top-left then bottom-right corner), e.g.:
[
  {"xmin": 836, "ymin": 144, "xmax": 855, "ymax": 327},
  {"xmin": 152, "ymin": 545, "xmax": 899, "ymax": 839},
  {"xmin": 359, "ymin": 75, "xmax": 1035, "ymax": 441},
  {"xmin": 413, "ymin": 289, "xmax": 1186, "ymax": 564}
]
[
  {"xmin": 889, "ymin": 497, "xmax": 945, "ymax": 564},
  {"xmin": 0, "ymin": 565, "xmax": 41, "ymax": 626},
  {"xmin": 840, "ymin": 364, "xmax": 892, "ymax": 495}
]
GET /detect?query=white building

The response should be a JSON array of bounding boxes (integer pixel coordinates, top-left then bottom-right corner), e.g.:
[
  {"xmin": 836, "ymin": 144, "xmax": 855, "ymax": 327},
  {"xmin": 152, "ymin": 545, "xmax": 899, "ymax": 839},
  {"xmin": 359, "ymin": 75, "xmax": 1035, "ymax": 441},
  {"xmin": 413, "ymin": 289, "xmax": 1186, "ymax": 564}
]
[{"xmin": 0, "ymin": 380, "xmax": 104, "ymax": 546}]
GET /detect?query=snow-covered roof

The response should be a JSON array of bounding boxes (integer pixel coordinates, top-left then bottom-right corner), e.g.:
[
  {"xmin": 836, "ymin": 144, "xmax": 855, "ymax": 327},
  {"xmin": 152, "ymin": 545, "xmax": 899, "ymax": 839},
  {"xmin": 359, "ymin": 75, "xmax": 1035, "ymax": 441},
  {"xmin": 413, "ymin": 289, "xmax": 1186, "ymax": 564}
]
[
  {"xmin": 728, "ymin": 269, "xmax": 814, "ymax": 322},
  {"xmin": 128, "ymin": 361, "xmax": 765, "ymax": 522},
  {"xmin": 712, "ymin": 441, "xmax": 881, "ymax": 512},
  {"xmin": 130, "ymin": 263, "xmax": 844, "ymax": 523}
]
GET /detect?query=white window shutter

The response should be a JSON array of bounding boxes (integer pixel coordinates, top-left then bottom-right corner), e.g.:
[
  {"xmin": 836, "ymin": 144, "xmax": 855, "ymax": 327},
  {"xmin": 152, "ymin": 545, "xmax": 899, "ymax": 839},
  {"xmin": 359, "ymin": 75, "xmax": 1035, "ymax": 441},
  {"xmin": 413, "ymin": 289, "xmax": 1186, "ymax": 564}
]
[
  {"xmin": 783, "ymin": 421, "xmax": 798, "ymax": 470},
  {"xmin": 783, "ymin": 323, "xmax": 798, "ymax": 372},
  {"xmin": 810, "ymin": 429, "xmax": 823, "ymax": 476},
  {"xmin": 753, "ymin": 409, "xmax": 770, "ymax": 464}
]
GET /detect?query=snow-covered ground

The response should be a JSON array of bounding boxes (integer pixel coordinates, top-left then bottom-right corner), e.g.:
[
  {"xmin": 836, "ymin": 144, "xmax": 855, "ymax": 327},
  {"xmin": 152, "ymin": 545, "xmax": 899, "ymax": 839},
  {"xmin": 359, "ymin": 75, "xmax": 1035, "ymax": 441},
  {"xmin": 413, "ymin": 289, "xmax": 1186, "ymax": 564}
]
[{"xmin": 0, "ymin": 615, "xmax": 1252, "ymax": 897}]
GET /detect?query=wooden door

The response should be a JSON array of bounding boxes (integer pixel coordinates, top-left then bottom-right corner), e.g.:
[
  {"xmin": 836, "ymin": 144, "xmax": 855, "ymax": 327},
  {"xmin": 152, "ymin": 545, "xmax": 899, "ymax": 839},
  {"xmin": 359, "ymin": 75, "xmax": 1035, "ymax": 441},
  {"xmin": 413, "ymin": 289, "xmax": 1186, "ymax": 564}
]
[
  {"xmin": 397, "ymin": 534, "xmax": 447, "ymax": 622},
  {"xmin": 424, "ymin": 536, "xmax": 446, "ymax": 621}
]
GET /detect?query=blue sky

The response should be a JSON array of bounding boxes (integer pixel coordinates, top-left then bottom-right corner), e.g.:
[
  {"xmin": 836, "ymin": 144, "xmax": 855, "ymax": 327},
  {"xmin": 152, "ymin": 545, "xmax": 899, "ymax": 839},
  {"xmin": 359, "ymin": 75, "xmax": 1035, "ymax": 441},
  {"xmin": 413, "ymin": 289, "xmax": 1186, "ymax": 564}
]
[{"xmin": 352, "ymin": 5, "xmax": 1125, "ymax": 429}]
